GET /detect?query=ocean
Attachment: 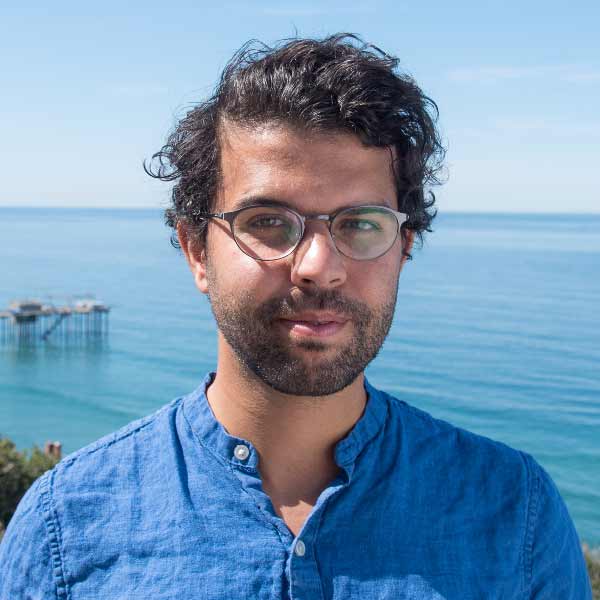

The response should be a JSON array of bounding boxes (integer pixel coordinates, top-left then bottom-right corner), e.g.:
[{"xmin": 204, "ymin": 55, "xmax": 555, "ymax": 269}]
[{"xmin": 1, "ymin": 207, "xmax": 599, "ymax": 545}]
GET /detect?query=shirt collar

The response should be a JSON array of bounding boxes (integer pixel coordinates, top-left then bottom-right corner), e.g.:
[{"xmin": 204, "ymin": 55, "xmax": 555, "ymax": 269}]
[{"xmin": 182, "ymin": 372, "xmax": 388, "ymax": 476}]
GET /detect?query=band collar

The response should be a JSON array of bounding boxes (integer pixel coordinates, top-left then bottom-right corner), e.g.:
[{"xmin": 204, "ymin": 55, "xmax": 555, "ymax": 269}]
[{"xmin": 183, "ymin": 372, "xmax": 388, "ymax": 476}]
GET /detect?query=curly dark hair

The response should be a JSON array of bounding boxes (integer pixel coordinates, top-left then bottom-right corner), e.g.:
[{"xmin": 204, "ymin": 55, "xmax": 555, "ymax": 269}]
[{"xmin": 145, "ymin": 33, "xmax": 445, "ymax": 258}]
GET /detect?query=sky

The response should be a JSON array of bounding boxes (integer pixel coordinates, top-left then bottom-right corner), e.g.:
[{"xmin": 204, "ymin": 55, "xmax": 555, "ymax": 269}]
[{"xmin": 1, "ymin": 0, "xmax": 598, "ymax": 213}]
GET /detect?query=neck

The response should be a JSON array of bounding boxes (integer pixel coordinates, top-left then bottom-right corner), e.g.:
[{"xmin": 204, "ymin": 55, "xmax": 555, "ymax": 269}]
[{"xmin": 206, "ymin": 336, "xmax": 367, "ymax": 504}]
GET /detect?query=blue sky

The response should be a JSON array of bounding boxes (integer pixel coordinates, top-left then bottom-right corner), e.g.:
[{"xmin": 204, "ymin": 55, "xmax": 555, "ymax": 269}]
[{"xmin": 1, "ymin": 0, "xmax": 598, "ymax": 213}]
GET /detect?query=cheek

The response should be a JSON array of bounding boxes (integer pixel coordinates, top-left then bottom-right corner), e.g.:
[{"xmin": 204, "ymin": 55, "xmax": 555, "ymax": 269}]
[
  {"xmin": 351, "ymin": 255, "xmax": 402, "ymax": 308},
  {"xmin": 353, "ymin": 250, "xmax": 402, "ymax": 285},
  {"xmin": 206, "ymin": 229, "xmax": 285, "ymax": 298}
]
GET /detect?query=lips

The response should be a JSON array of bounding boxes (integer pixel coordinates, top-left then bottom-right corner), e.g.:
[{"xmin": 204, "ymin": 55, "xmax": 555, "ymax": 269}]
[
  {"xmin": 282, "ymin": 311, "xmax": 347, "ymax": 323},
  {"xmin": 277, "ymin": 312, "xmax": 349, "ymax": 338}
]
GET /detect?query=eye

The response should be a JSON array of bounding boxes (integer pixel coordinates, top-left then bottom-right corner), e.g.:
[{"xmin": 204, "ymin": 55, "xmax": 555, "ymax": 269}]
[
  {"xmin": 338, "ymin": 218, "xmax": 383, "ymax": 232},
  {"xmin": 248, "ymin": 215, "xmax": 288, "ymax": 228}
]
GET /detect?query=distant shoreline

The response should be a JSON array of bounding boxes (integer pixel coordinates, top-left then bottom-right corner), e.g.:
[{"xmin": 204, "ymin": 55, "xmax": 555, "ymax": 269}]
[{"xmin": 2, "ymin": 206, "xmax": 600, "ymax": 218}]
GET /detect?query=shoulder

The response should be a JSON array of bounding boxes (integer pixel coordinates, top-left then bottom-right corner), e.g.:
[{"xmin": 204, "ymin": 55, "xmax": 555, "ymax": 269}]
[
  {"xmin": 62, "ymin": 395, "xmax": 183, "ymax": 462},
  {"xmin": 375, "ymin": 385, "xmax": 530, "ymax": 474},
  {"xmin": 370, "ymin": 383, "xmax": 541, "ymax": 523},
  {"xmin": 377, "ymin": 387, "xmax": 576, "ymax": 509},
  {"xmin": 372, "ymin": 385, "xmax": 592, "ymax": 598},
  {"xmin": 47, "ymin": 394, "xmax": 186, "ymax": 496},
  {"xmin": 0, "ymin": 394, "xmax": 189, "ymax": 597}
]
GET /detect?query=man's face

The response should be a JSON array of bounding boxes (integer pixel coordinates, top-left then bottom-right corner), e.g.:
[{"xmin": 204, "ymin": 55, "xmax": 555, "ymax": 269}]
[{"xmin": 185, "ymin": 122, "xmax": 412, "ymax": 396}]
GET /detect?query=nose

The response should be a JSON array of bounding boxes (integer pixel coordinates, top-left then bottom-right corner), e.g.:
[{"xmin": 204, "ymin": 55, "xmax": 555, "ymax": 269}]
[{"xmin": 290, "ymin": 221, "xmax": 347, "ymax": 290}]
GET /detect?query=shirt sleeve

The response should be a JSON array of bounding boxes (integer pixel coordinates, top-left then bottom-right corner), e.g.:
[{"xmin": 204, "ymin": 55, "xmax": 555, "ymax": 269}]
[
  {"xmin": 525, "ymin": 456, "xmax": 592, "ymax": 599},
  {"xmin": 0, "ymin": 474, "xmax": 58, "ymax": 600}
]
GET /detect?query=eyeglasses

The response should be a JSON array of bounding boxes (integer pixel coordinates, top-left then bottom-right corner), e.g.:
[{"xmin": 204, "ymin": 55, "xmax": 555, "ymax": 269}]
[{"xmin": 201, "ymin": 204, "xmax": 408, "ymax": 261}]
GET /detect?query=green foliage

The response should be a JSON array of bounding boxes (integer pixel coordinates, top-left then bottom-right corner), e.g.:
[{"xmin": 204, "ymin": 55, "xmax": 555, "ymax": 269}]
[
  {"xmin": 0, "ymin": 437, "xmax": 59, "ymax": 540},
  {"xmin": 584, "ymin": 545, "xmax": 600, "ymax": 599}
]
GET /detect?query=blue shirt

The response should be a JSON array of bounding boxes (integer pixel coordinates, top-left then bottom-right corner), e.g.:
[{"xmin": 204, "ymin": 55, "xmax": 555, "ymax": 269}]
[{"xmin": 0, "ymin": 374, "xmax": 591, "ymax": 599}]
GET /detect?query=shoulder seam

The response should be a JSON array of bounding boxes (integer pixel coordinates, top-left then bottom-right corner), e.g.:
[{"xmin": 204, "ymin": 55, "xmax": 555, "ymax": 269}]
[
  {"xmin": 522, "ymin": 451, "xmax": 541, "ymax": 599},
  {"xmin": 59, "ymin": 397, "xmax": 182, "ymax": 469},
  {"xmin": 384, "ymin": 391, "xmax": 527, "ymax": 458},
  {"xmin": 382, "ymin": 392, "xmax": 449, "ymax": 428},
  {"xmin": 38, "ymin": 470, "xmax": 70, "ymax": 600}
]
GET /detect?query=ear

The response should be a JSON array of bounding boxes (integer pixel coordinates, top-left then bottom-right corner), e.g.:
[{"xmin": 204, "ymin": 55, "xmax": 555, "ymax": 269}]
[
  {"xmin": 177, "ymin": 223, "xmax": 209, "ymax": 294},
  {"xmin": 401, "ymin": 229, "xmax": 415, "ymax": 265}
]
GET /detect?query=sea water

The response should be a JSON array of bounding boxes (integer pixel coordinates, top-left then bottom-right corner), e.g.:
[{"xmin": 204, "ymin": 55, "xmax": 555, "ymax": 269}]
[{"xmin": 0, "ymin": 208, "xmax": 598, "ymax": 545}]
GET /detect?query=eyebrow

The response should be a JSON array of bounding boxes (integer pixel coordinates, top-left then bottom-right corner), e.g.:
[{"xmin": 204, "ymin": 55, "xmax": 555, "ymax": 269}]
[
  {"xmin": 233, "ymin": 196, "xmax": 295, "ymax": 211},
  {"xmin": 232, "ymin": 195, "xmax": 395, "ymax": 212}
]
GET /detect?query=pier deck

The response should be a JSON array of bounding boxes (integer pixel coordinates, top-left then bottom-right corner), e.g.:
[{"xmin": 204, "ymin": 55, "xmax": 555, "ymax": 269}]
[{"xmin": 0, "ymin": 299, "xmax": 110, "ymax": 343}]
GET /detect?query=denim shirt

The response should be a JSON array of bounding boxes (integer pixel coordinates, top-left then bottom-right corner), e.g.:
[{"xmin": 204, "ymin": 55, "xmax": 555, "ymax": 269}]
[{"xmin": 0, "ymin": 374, "xmax": 591, "ymax": 599}]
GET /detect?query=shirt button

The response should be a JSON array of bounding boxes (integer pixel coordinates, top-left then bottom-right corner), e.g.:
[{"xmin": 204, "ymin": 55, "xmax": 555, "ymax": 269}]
[
  {"xmin": 234, "ymin": 444, "xmax": 250, "ymax": 461},
  {"xmin": 294, "ymin": 540, "xmax": 306, "ymax": 557}
]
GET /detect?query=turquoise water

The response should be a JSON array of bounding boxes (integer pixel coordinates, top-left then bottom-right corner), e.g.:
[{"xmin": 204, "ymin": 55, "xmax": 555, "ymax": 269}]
[{"xmin": 1, "ymin": 208, "xmax": 599, "ymax": 545}]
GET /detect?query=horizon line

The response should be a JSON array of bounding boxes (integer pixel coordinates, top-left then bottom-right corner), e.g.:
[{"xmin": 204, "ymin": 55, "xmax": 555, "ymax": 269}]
[{"xmin": 1, "ymin": 205, "xmax": 599, "ymax": 217}]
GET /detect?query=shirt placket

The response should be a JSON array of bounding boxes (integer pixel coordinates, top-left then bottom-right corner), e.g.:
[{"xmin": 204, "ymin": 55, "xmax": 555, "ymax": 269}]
[
  {"xmin": 231, "ymin": 440, "xmax": 350, "ymax": 599},
  {"xmin": 286, "ymin": 478, "xmax": 347, "ymax": 600}
]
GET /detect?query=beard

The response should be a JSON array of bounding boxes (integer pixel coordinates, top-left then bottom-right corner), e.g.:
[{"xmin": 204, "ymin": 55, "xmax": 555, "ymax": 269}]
[{"xmin": 206, "ymin": 274, "xmax": 398, "ymax": 397}]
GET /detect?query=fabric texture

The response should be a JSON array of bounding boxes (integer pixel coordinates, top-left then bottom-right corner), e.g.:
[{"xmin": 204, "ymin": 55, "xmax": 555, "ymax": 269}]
[{"xmin": 0, "ymin": 374, "xmax": 592, "ymax": 599}]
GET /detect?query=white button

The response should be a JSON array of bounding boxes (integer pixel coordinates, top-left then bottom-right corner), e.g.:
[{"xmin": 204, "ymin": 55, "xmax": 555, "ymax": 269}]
[
  {"xmin": 233, "ymin": 444, "xmax": 250, "ymax": 461},
  {"xmin": 294, "ymin": 540, "xmax": 306, "ymax": 557}
]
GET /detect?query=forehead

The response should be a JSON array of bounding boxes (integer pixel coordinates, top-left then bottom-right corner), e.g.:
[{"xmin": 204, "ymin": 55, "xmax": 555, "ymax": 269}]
[{"xmin": 216, "ymin": 121, "xmax": 397, "ymax": 212}]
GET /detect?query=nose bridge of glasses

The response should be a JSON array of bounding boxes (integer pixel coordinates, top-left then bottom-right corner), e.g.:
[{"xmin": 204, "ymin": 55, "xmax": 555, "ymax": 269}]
[
  {"xmin": 299, "ymin": 213, "xmax": 336, "ymax": 239},
  {"xmin": 294, "ymin": 215, "xmax": 341, "ymax": 263},
  {"xmin": 304, "ymin": 214, "xmax": 332, "ymax": 222},
  {"xmin": 299, "ymin": 212, "xmax": 333, "ymax": 231}
]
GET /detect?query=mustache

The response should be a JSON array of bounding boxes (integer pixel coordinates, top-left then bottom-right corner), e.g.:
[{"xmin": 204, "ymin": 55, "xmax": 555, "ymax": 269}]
[{"xmin": 257, "ymin": 290, "xmax": 371, "ymax": 321}]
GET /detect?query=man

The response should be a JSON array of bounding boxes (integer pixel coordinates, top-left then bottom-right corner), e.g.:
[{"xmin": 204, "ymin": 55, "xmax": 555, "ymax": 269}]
[{"xmin": 0, "ymin": 34, "xmax": 591, "ymax": 599}]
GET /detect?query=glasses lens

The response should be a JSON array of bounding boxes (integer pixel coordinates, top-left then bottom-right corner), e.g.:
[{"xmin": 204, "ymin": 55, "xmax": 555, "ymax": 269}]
[
  {"xmin": 233, "ymin": 206, "xmax": 302, "ymax": 260},
  {"xmin": 332, "ymin": 206, "xmax": 399, "ymax": 260}
]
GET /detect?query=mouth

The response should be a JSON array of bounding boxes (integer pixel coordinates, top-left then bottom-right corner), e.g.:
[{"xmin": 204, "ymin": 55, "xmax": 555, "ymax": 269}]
[{"xmin": 277, "ymin": 312, "xmax": 350, "ymax": 338}]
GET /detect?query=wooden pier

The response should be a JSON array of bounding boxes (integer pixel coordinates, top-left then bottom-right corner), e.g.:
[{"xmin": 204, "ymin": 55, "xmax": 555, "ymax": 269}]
[{"xmin": 0, "ymin": 299, "xmax": 110, "ymax": 344}]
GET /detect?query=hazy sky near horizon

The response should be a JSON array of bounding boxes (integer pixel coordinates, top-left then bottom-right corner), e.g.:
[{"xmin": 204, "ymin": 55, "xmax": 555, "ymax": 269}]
[{"xmin": 1, "ymin": 1, "xmax": 598, "ymax": 213}]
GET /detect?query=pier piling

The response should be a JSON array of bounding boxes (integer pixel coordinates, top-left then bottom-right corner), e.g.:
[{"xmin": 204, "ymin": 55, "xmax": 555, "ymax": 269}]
[{"xmin": 0, "ymin": 298, "xmax": 110, "ymax": 345}]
